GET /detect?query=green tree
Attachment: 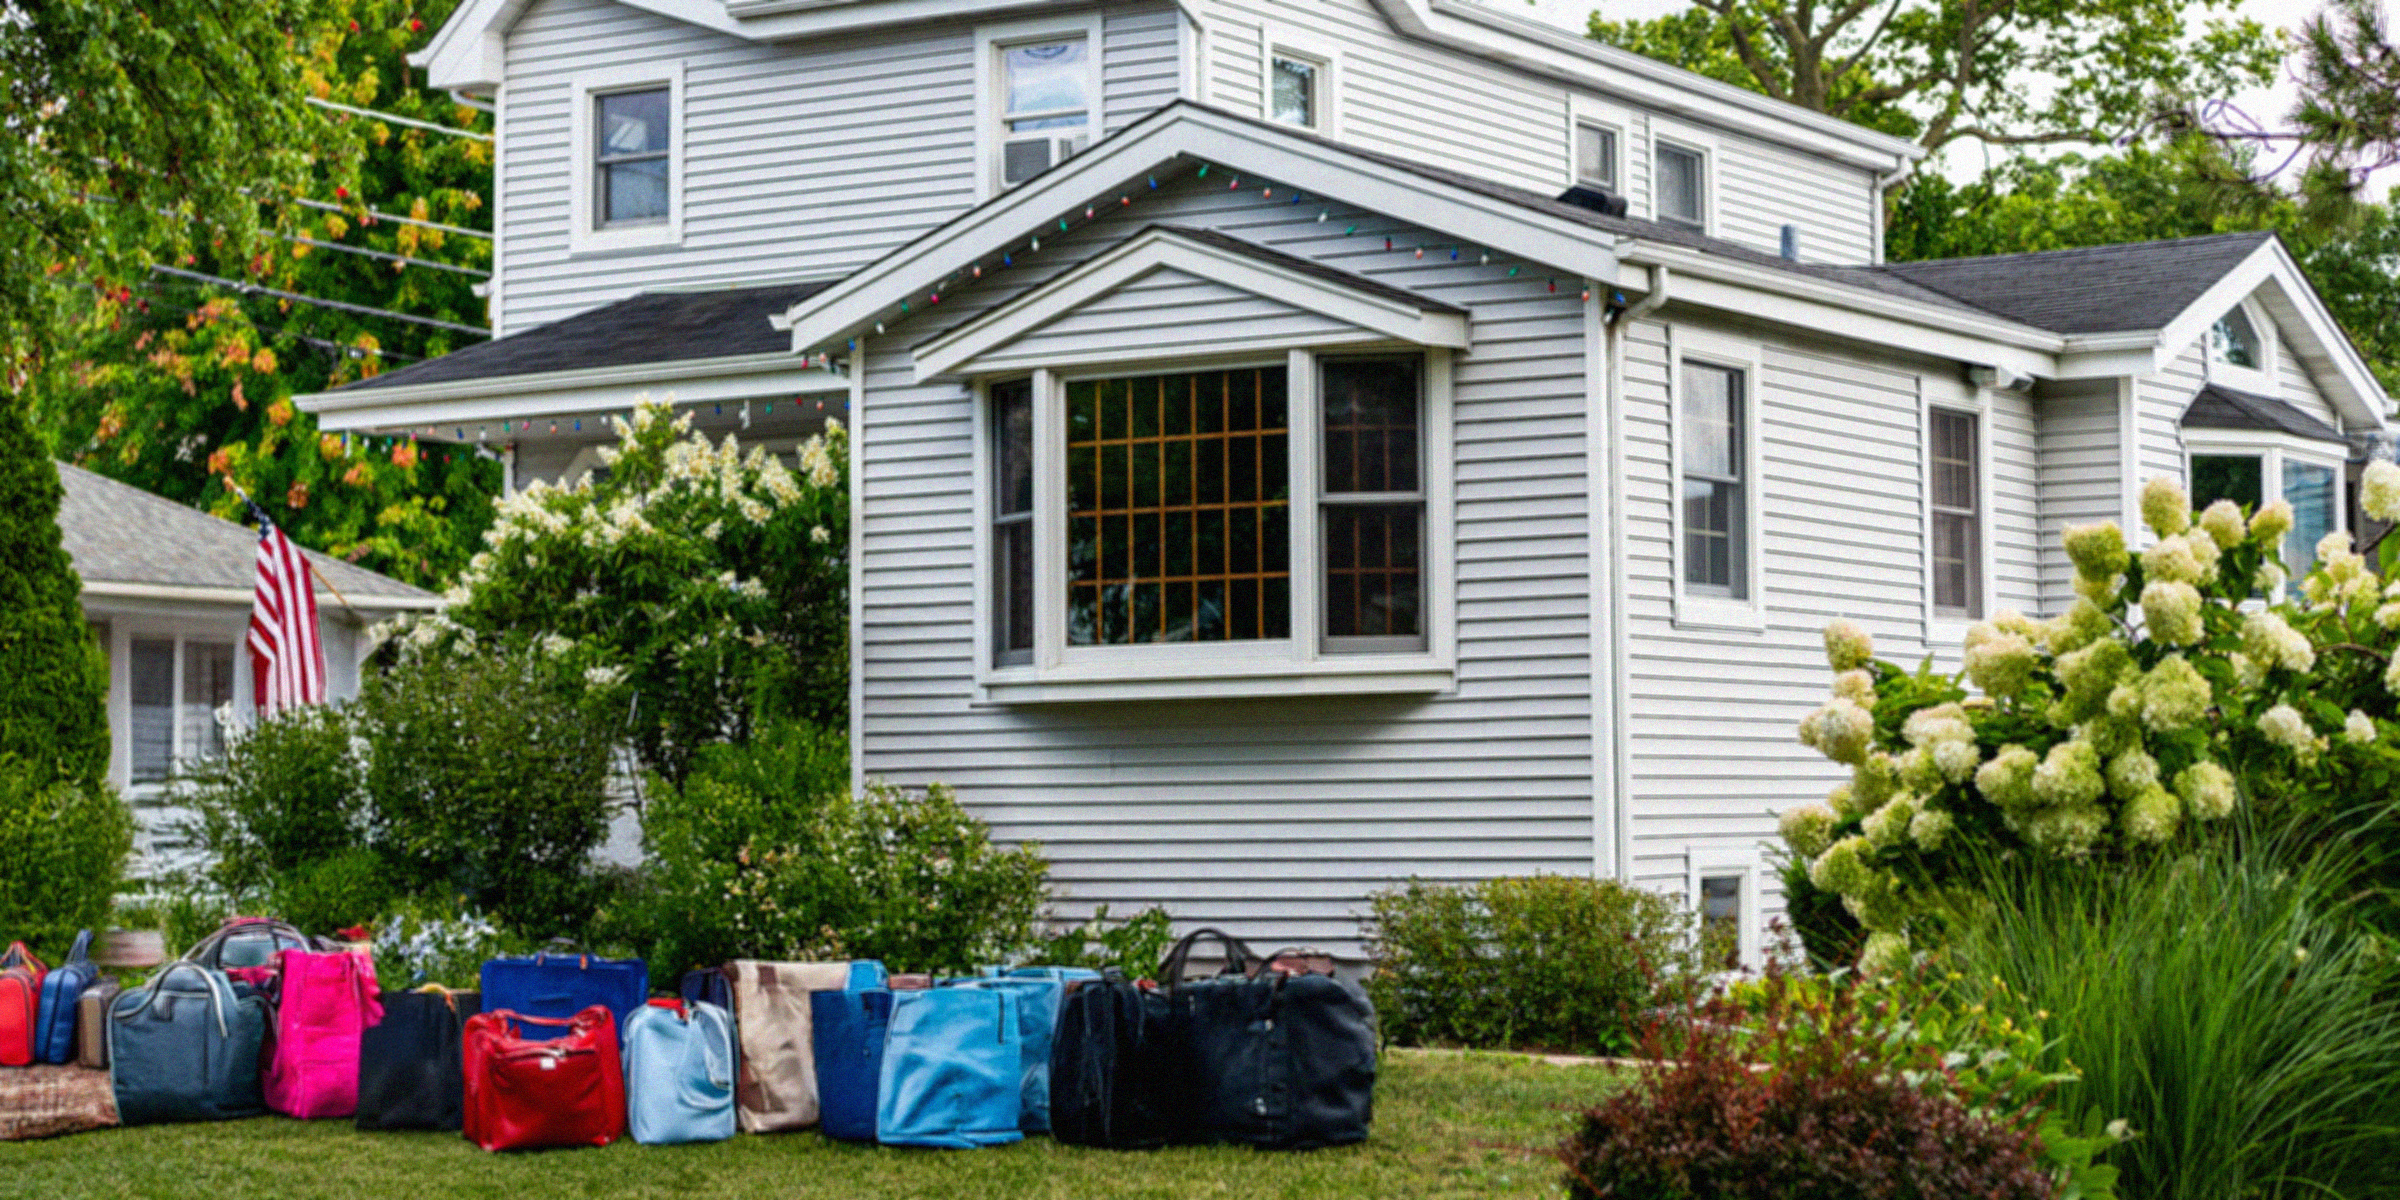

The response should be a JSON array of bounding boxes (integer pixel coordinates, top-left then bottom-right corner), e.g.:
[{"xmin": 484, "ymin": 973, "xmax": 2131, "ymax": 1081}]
[
  {"xmin": 0, "ymin": 400, "xmax": 108, "ymax": 788},
  {"xmin": 2282, "ymin": 0, "xmax": 2400, "ymax": 218},
  {"xmin": 22, "ymin": 0, "xmax": 501, "ymax": 588},
  {"xmin": 1588, "ymin": 0, "xmax": 2280, "ymax": 154}
]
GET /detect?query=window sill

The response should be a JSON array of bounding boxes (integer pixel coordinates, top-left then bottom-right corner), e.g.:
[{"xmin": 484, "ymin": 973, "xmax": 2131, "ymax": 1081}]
[
  {"xmin": 1672, "ymin": 594, "xmax": 1765, "ymax": 633},
  {"xmin": 975, "ymin": 654, "xmax": 1455, "ymax": 705},
  {"xmin": 568, "ymin": 222, "xmax": 682, "ymax": 258}
]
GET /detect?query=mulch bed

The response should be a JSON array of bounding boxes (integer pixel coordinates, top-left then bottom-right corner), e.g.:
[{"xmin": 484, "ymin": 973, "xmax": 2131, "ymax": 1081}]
[{"xmin": 0, "ymin": 1065, "xmax": 117, "ymax": 1141}]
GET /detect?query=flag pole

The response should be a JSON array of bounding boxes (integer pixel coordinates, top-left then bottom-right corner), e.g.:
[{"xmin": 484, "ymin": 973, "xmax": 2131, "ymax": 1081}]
[{"xmin": 223, "ymin": 478, "xmax": 361, "ymax": 624}]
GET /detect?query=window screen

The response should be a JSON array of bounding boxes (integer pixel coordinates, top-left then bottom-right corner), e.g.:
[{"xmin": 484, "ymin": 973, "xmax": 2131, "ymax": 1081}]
[
  {"xmin": 1929, "ymin": 408, "xmax": 1981, "ymax": 616},
  {"xmin": 130, "ymin": 638, "xmax": 175, "ymax": 783},
  {"xmin": 1067, "ymin": 367, "xmax": 1291, "ymax": 645},
  {"xmin": 594, "ymin": 88, "xmax": 670, "ymax": 227},
  {"xmin": 1657, "ymin": 143, "xmax": 1704, "ymax": 230},
  {"xmin": 1681, "ymin": 362, "xmax": 1746, "ymax": 597},
  {"xmin": 1002, "ymin": 39, "xmax": 1090, "ymax": 185}
]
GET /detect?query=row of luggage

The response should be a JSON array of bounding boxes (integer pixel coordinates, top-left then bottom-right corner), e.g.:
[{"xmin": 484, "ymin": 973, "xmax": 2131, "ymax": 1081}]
[{"xmin": 1, "ymin": 933, "xmax": 113, "ymax": 1068}]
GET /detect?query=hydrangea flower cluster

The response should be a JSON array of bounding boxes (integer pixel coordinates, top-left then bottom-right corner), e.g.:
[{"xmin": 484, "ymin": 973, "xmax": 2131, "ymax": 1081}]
[{"xmin": 1779, "ymin": 473, "xmax": 2400, "ymax": 971}]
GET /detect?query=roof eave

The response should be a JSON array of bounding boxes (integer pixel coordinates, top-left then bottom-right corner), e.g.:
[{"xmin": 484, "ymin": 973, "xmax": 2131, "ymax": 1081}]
[
  {"xmin": 79, "ymin": 580, "xmax": 441, "ymax": 612},
  {"xmin": 297, "ymin": 350, "xmax": 845, "ymax": 431}
]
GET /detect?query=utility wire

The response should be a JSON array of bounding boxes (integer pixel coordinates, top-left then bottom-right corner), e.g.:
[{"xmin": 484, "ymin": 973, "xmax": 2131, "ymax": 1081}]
[
  {"xmin": 306, "ymin": 96, "xmax": 493, "ymax": 143},
  {"xmin": 134, "ymin": 288, "xmax": 426, "ymax": 364},
  {"xmin": 289, "ymin": 234, "xmax": 490, "ymax": 277},
  {"xmin": 291, "ymin": 197, "xmax": 492, "ymax": 241},
  {"xmin": 148, "ymin": 265, "xmax": 490, "ymax": 338}
]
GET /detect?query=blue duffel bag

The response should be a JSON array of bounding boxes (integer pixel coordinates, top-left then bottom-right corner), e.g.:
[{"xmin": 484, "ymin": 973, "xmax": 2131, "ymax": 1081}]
[
  {"xmin": 954, "ymin": 967, "xmax": 1099, "ymax": 1133},
  {"xmin": 108, "ymin": 962, "xmax": 270, "ymax": 1125},
  {"xmin": 875, "ymin": 986, "xmax": 1024, "ymax": 1148},
  {"xmin": 481, "ymin": 950, "xmax": 647, "ymax": 1041},
  {"xmin": 810, "ymin": 986, "xmax": 893, "ymax": 1143},
  {"xmin": 624, "ymin": 999, "xmax": 738, "ymax": 1145},
  {"xmin": 34, "ymin": 930, "xmax": 101, "ymax": 1064}
]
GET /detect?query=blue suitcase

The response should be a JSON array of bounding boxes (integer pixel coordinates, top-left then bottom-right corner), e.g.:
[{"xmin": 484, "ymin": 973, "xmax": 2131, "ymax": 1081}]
[
  {"xmin": 34, "ymin": 930, "xmax": 100, "ymax": 1064},
  {"xmin": 480, "ymin": 951, "xmax": 647, "ymax": 1041}
]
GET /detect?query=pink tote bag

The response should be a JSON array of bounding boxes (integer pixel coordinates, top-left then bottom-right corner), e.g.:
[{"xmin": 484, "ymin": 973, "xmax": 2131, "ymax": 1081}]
[{"xmin": 264, "ymin": 948, "xmax": 384, "ymax": 1119}]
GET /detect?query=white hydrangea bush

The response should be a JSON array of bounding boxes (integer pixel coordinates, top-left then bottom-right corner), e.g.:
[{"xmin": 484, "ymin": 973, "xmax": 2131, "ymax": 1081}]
[{"xmin": 1790, "ymin": 464, "xmax": 2400, "ymax": 971}]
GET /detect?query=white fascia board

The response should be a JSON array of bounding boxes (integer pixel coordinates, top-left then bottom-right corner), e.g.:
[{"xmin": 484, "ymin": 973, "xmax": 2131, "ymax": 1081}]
[
  {"xmin": 80, "ymin": 581, "xmax": 442, "ymax": 612},
  {"xmin": 1618, "ymin": 244, "xmax": 2060, "ymax": 379},
  {"xmin": 914, "ymin": 226, "xmax": 1470, "ymax": 381},
  {"xmin": 778, "ymin": 105, "xmax": 1622, "ymax": 353},
  {"xmin": 1369, "ymin": 0, "xmax": 1922, "ymax": 173},
  {"xmin": 726, "ymin": 0, "xmax": 1087, "ymax": 35},
  {"xmin": 416, "ymin": 0, "xmax": 530, "ymax": 90},
  {"xmin": 297, "ymin": 354, "xmax": 847, "ymax": 432},
  {"xmin": 2154, "ymin": 238, "xmax": 2388, "ymax": 429}
]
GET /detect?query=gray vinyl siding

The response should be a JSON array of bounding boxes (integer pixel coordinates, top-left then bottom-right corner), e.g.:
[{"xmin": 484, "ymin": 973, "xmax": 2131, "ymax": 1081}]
[
  {"xmin": 2275, "ymin": 328, "xmax": 2343, "ymax": 429},
  {"xmin": 855, "ymin": 174, "xmax": 1595, "ymax": 948},
  {"xmin": 962, "ymin": 268, "xmax": 1370, "ymax": 373},
  {"xmin": 497, "ymin": 0, "xmax": 1182, "ymax": 335},
  {"xmin": 1985, "ymin": 384, "xmax": 2045, "ymax": 620},
  {"xmin": 1198, "ymin": 0, "xmax": 1878, "ymax": 265},
  {"xmin": 2133, "ymin": 341, "xmax": 2204, "ymax": 496},
  {"xmin": 2035, "ymin": 381, "xmax": 2124, "ymax": 612}
]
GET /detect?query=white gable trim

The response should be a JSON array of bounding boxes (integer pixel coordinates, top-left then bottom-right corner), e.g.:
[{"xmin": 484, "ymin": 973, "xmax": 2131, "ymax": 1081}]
[
  {"xmin": 777, "ymin": 103, "xmax": 1621, "ymax": 356},
  {"xmin": 298, "ymin": 353, "xmax": 847, "ymax": 431},
  {"xmin": 913, "ymin": 226, "xmax": 1470, "ymax": 382}
]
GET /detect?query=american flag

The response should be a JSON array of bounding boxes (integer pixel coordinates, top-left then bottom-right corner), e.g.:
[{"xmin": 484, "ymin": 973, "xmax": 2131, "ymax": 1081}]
[{"xmin": 247, "ymin": 514, "xmax": 327, "ymax": 715}]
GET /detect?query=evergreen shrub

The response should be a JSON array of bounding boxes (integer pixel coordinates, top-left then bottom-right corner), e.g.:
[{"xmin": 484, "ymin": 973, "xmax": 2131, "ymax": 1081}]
[
  {"xmin": 0, "ymin": 759, "xmax": 134, "ymax": 959},
  {"xmin": 0, "ymin": 400, "xmax": 108, "ymax": 788}
]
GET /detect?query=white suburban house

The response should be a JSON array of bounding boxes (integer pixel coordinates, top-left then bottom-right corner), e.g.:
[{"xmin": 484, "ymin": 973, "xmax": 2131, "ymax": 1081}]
[
  {"xmin": 299, "ymin": 0, "xmax": 2394, "ymax": 959},
  {"xmin": 56, "ymin": 463, "xmax": 438, "ymax": 872}
]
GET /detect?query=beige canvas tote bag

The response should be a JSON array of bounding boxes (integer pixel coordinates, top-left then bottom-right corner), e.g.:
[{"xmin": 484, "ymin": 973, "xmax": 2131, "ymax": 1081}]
[{"xmin": 727, "ymin": 960, "xmax": 854, "ymax": 1132}]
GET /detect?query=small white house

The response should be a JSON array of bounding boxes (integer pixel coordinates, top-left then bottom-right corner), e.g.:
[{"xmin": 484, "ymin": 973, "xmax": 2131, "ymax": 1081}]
[
  {"xmin": 55, "ymin": 462, "xmax": 438, "ymax": 873},
  {"xmin": 300, "ymin": 0, "xmax": 2395, "ymax": 959}
]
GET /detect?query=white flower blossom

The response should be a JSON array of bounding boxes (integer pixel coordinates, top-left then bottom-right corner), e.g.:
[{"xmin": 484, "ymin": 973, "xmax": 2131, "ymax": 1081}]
[
  {"xmin": 2362, "ymin": 460, "xmax": 2400, "ymax": 524},
  {"xmin": 2259, "ymin": 704, "xmax": 2324, "ymax": 759},
  {"xmin": 2347, "ymin": 709, "xmax": 2378, "ymax": 744}
]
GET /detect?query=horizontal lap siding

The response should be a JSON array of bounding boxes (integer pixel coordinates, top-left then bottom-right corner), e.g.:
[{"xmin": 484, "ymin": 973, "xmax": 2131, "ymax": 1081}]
[
  {"xmin": 1987, "ymin": 385, "xmax": 2045, "ymax": 619},
  {"xmin": 2276, "ymin": 331, "xmax": 2343, "ymax": 429},
  {"xmin": 859, "ymin": 176, "xmax": 1595, "ymax": 949},
  {"xmin": 1712, "ymin": 135, "xmax": 1874, "ymax": 266},
  {"xmin": 968, "ymin": 269, "xmax": 1365, "ymax": 372},
  {"xmin": 2135, "ymin": 342, "xmax": 2203, "ymax": 501},
  {"xmin": 1619, "ymin": 321, "xmax": 1943, "ymax": 898},
  {"xmin": 500, "ymin": 0, "xmax": 1182, "ymax": 335},
  {"xmin": 2036, "ymin": 382, "xmax": 2123, "ymax": 612}
]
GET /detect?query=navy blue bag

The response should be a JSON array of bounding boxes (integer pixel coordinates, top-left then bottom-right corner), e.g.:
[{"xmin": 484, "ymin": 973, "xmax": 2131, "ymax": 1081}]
[
  {"xmin": 809, "ymin": 987, "xmax": 892, "ymax": 1143},
  {"xmin": 679, "ymin": 967, "xmax": 732, "ymax": 1012},
  {"xmin": 35, "ymin": 930, "xmax": 100, "ymax": 1064},
  {"xmin": 480, "ymin": 951, "xmax": 647, "ymax": 1041}
]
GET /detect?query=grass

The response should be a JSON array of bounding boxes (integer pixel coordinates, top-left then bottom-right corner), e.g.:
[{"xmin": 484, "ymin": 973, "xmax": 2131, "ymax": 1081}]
[{"xmin": 1, "ymin": 1050, "xmax": 1622, "ymax": 1200}]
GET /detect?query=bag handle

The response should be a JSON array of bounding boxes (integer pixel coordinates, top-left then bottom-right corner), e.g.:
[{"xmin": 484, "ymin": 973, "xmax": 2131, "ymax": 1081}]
[
  {"xmin": 0, "ymin": 941, "xmax": 44, "ymax": 974},
  {"xmin": 131, "ymin": 962, "xmax": 230, "ymax": 1037},
  {"xmin": 65, "ymin": 930, "xmax": 92, "ymax": 968},
  {"xmin": 1158, "ymin": 927, "xmax": 1261, "ymax": 990}
]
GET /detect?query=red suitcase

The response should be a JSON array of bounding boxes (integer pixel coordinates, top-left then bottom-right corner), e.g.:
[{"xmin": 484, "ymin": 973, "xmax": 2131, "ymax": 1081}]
[
  {"xmin": 461, "ymin": 1005, "xmax": 625, "ymax": 1151},
  {"xmin": 0, "ymin": 942, "xmax": 48, "ymax": 1067}
]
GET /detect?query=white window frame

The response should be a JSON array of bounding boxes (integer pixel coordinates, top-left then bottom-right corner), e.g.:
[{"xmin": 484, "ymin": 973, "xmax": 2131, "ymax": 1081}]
[
  {"xmin": 1566, "ymin": 93, "xmax": 1633, "ymax": 194},
  {"xmin": 2182, "ymin": 428, "xmax": 2348, "ymax": 582},
  {"xmin": 567, "ymin": 61, "xmax": 685, "ymax": 256},
  {"xmin": 2205, "ymin": 296, "xmax": 2277, "ymax": 394},
  {"xmin": 1648, "ymin": 119, "xmax": 1717, "ymax": 235},
  {"xmin": 1687, "ymin": 844, "xmax": 1764, "ymax": 972},
  {"xmin": 1924, "ymin": 384, "xmax": 1995, "ymax": 644},
  {"xmin": 104, "ymin": 619, "xmax": 249, "ymax": 796},
  {"xmin": 1669, "ymin": 326, "xmax": 1765, "ymax": 632},
  {"xmin": 976, "ymin": 14, "xmax": 1105, "ymax": 201},
  {"xmin": 1261, "ymin": 27, "xmax": 1339, "ymax": 136},
  {"xmin": 969, "ymin": 346, "xmax": 1457, "ymax": 704}
]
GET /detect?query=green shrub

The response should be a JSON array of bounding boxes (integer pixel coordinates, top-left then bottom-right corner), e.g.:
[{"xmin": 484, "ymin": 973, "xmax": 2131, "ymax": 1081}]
[
  {"xmin": 1776, "ymin": 848, "xmax": 1864, "ymax": 970},
  {"xmin": 0, "ymin": 759, "xmax": 132, "ymax": 959},
  {"xmin": 183, "ymin": 706, "xmax": 368, "ymax": 901},
  {"xmin": 360, "ymin": 649, "xmax": 617, "ymax": 939},
  {"xmin": 0, "ymin": 401, "xmax": 109, "ymax": 789},
  {"xmin": 1941, "ymin": 834, "xmax": 2400, "ymax": 1200},
  {"xmin": 1033, "ymin": 906, "xmax": 1177, "ymax": 974},
  {"xmin": 268, "ymin": 846, "xmax": 395, "ymax": 938},
  {"xmin": 1364, "ymin": 875, "xmax": 1701, "ymax": 1057}
]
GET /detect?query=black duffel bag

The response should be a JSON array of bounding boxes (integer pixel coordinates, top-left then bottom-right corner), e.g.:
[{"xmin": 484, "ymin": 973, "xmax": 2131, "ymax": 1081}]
[
  {"xmin": 1159, "ymin": 928, "xmax": 1378, "ymax": 1151},
  {"xmin": 1049, "ymin": 969, "xmax": 1184, "ymax": 1149},
  {"xmin": 355, "ymin": 987, "xmax": 481, "ymax": 1131}
]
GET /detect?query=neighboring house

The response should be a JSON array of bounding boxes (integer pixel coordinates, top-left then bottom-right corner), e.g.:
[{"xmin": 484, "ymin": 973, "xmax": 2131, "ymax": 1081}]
[
  {"xmin": 56, "ymin": 463, "xmax": 438, "ymax": 873},
  {"xmin": 299, "ymin": 0, "xmax": 2393, "ymax": 959}
]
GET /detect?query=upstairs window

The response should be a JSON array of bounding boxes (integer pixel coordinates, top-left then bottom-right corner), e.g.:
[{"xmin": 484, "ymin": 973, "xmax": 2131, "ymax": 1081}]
[
  {"xmin": 2211, "ymin": 304, "xmax": 2262, "ymax": 370},
  {"xmin": 1681, "ymin": 362, "xmax": 1748, "ymax": 598},
  {"xmin": 1576, "ymin": 122, "xmax": 1619, "ymax": 192},
  {"xmin": 1656, "ymin": 142, "xmax": 1706, "ymax": 232},
  {"xmin": 1000, "ymin": 38, "xmax": 1091, "ymax": 187},
  {"xmin": 1929, "ymin": 408, "xmax": 1982, "ymax": 617},
  {"xmin": 1271, "ymin": 54, "xmax": 1324, "ymax": 129},
  {"xmin": 594, "ymin": 88, "xmax": 671, "ymax": 227}
]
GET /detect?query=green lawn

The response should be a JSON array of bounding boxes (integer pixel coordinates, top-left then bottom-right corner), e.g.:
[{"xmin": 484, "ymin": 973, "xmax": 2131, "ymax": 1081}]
[{"xmin": 2, "ymin": 1051, "xmax": 1619, "ymax": 1200}]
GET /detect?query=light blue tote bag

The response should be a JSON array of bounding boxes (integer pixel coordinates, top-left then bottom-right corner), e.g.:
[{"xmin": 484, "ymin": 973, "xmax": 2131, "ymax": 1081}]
[
  {"xmin": 622, "ymin": 999, "xmax": 737, "ymax": 1145},
  {"xmin": 874, "ymin": 987, "xmax": 1024, "ymax": 1148},
  {"xmin": 954, "ymin": 967, "xmax": 1100, "ymax": 1133}
]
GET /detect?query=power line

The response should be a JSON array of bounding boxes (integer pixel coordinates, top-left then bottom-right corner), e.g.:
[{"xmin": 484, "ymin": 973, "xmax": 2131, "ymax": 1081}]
[
  {"xmin": 305, "ymin": 96, "xmax": 493, "ymax": 143},
  {"xmin": 290, "ymin": 234, "xmax": 489, "ymax": 277},
  {"xmin": 291, "ymin": 198, "xmax": 491, "ymax": 241},
  {"xmin": 148, "ymin": 264, "xmax": 490, "ymax": 338},
  {"xmin": 133, "ymin": 289, "xmax": 426, "ymax": 363}
]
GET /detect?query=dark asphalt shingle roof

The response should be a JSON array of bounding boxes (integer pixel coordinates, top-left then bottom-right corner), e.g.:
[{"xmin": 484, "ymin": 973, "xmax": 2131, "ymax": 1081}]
[
  {"xmin": 56, "ymin": 462, "xmax": 434, "ymax": 603},
  {"xmin": 1875, "ymin": 233, "xmax": 2276, "ymax": 334},
  {"xmin": 2180, "ymin": 382, "xmax": 2349, "ymax": 444},
  {"xmin": 334, "ymin": 278, "xmax": 838, "ymax": 393},
  {"xmin": 1148, "ymin": 224, "xmax": 1468, "ymax": 313}
]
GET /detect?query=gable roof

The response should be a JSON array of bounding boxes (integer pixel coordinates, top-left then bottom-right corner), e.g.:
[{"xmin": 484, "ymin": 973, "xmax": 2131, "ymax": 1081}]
[
  {"xmin": 56, "ymin": 463, "xmax": 436, "ymax": 608},
  {"xmin": 2180, "ymin": 382, "xmax": 2349, "ymax": 445},
  {"xmin": 1876, "ymin": 233, "xmax": 2277, "ymax": 334},
  {"xmin": 1159, "ymin": 225, "xmax": 1469, "ymax": 315},
  {"xmin": 337, "ymin": 279, "xmax": 836, "ymax": 394}
]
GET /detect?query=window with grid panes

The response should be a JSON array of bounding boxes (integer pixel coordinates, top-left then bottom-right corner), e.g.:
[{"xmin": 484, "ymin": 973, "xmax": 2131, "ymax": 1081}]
[
  {"xmin": 1066, "ymin": 367, "xmax": 1291, "ymax": 645},
  {"xmin": 129, "ymin": 636, "xmax": 234, "ymax": 783},
  {"xmin": 1321, "ymin": 357, "xmax": 1425, "ymax": 648},
  {"xmin": 1681, "ymin": 362, "xmax": 1746, "ymax": 597},
  {"xmin": 1929, "ymin": 408, "xmax": 1981, "ymax": 616}
]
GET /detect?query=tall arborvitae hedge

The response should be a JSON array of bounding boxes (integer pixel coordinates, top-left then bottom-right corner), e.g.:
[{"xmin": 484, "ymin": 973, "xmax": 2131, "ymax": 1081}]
[{"xmin": 0, "ymin": 398, "xmax": 108, "ymax": 788}]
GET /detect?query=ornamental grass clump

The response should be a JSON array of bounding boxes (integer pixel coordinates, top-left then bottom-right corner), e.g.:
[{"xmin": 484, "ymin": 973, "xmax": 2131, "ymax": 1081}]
[{"xmin": 1787, "ymin": 464, "xmax": 2400, "ymax": 967}]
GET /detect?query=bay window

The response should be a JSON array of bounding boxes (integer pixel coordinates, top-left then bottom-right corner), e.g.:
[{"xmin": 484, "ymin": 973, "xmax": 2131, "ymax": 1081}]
[
  {"xmin": 979, "ymin": 349, "xmax": 1452, "ymax": 700},
  {"xmin": 2187, "ymin": 437, "xmax": 2346, "ymax": 578}
]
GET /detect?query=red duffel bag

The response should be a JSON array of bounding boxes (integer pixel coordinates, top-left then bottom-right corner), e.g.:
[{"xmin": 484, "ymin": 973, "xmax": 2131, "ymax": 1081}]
[{"xmin": 461, "ymin": 1005, "xmax": 625, "ymax": 1152}]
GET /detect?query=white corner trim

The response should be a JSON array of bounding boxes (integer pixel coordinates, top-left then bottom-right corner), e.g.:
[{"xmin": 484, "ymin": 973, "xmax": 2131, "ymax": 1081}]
[
  {"xmin": 913, "ymin": 227, "xmax": 1469, "ymax": 381},
  {"xmin": 567, "ymin": 61, "xmax": 686, "ymax": 257}
]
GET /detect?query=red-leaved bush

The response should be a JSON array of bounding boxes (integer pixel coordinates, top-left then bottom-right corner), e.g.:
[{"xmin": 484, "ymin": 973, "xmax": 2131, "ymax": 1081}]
[{"xmin": 1560, "ymin": 985, "xmax": 2054, "ymax": 1200}]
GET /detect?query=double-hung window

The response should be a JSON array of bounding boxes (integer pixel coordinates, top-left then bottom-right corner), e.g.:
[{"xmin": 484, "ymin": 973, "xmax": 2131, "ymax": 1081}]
[
  {"xmin": 594, "ymin": 88, "xmax": 671, "ymax": 227},
  {"xmin": 1681, "ymin": 361, "xmax": 1747, "ymax": 599},
  {"xmin": 1656, "ymin": 142, "xmax": 1706, "ymax": 232},
  {"xmin": 1928, "ymin": 408, "xmax": 1982, "ymax": 617},
  {"xmin": 570, "ymin": 63, "xmax": 682, "ymax": 253},
  {"xmin": 999, "ymin": 37, "xmax": 1091, "ymax": 187},
  {"xmin": 992, "ymin": 379, "xmax": 1037, "ymax": 666},
  {"xmin": 1321, "ymin": 357, "xmax": 1425, "ymax": 649},
  {"xmin": 129, "ymin": 636, "xmax": 236, "ymax": 784},
  {"xmin": 1575, "ymin": 122, "xmax": 1619, "ymax": 192}
]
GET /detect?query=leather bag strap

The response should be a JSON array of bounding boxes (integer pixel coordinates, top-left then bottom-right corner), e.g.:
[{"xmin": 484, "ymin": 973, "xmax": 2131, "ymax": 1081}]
[{"xmin": 1158, "ymin": 927, "xmax": 1261, "ymax": 991}]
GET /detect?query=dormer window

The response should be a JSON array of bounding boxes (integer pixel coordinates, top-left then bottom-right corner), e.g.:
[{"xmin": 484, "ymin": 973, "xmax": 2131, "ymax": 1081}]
[
  {"xmin": 594, "ymin": 88, "xmax": 671, "ymax": 227},
  {"xmin": 1656, "ymin": 142, "xmax": 1706, "ymax": 232},
  {"xmin": 2211, "ymin": 304, "xmax": 2262, "ymax": 370},
  {"xmin": 1271, "ymin": 54, "xmax": 1324, "ymax": 129},
  {"xmin": 1576, "ymin": 122, "xmax": 1618, "ymax": 191},
  {"xmin": 1000, "ymin": 37, "xmax": 1090, "ymax": 186}
]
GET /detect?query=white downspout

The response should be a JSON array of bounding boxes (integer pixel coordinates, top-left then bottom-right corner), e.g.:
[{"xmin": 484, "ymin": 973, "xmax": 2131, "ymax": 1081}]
[
  {"xmin": 1599, "ymin": 266, "xmax": 1670, "ymax": 883},
  {"xmin": 1871, "ymin": 161, "xmax": 1915, "ymax": 265}
]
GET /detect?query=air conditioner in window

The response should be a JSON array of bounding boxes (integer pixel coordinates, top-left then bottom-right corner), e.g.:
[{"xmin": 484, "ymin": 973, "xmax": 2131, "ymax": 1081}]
[{"xmin": 1002, "ymin": 132, "xmax": 1088, "ymax": 186}]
